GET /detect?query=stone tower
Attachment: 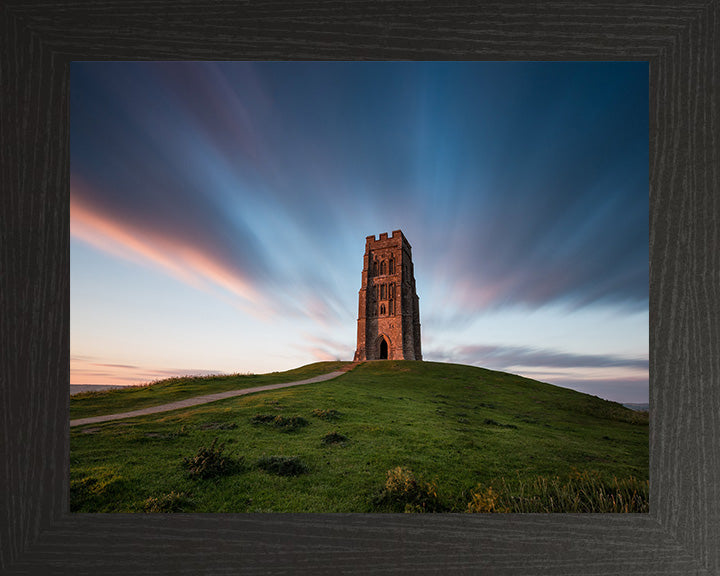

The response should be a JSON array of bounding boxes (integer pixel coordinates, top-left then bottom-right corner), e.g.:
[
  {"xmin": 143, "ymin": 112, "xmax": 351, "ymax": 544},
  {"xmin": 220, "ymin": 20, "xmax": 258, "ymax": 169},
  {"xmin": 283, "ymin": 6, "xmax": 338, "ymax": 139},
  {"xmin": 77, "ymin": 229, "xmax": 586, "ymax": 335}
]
[{"xmin": 354, "ymin": 230, "xmax": 422, "ymax": 361}]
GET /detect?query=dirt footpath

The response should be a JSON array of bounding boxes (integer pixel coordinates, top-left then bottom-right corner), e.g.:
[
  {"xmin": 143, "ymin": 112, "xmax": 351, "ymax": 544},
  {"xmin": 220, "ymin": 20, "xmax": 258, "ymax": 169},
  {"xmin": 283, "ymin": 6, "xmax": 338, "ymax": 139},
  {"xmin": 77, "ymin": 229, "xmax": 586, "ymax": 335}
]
[{"xmin": 70, "ymin": 369, "xmax": 351, "ymax": 428}]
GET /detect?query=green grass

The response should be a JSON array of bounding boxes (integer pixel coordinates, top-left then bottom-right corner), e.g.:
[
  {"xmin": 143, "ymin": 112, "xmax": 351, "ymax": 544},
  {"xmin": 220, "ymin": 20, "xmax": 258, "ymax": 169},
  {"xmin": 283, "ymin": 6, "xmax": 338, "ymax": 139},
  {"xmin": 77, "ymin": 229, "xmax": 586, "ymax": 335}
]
[
  {"xmin": 70, "ymin": 361, "xmax": 349, "ymax": 420},
  {"xmin": 467, "ymin": 470, "xmax": 648, "ymax": 512},
  {"xmin": 70, "ymin": 360, "xmax": 648, "ymax": 513}
]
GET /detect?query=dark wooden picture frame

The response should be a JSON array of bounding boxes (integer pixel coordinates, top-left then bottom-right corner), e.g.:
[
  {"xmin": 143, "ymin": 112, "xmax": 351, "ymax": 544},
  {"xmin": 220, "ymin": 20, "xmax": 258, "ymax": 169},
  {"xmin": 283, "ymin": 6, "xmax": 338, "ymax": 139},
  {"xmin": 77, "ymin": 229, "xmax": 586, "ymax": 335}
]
[{"xmin": 1, "ymin": 2, "xmax": 718, "ymax": 574}]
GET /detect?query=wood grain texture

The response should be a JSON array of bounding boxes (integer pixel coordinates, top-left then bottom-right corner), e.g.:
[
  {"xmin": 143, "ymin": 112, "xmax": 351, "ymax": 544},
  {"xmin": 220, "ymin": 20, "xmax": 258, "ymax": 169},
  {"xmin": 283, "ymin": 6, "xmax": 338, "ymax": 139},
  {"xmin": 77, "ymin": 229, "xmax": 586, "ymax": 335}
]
[{"xmin": 1, "ymin": 1, "xmax": 718, "ymax": 574}]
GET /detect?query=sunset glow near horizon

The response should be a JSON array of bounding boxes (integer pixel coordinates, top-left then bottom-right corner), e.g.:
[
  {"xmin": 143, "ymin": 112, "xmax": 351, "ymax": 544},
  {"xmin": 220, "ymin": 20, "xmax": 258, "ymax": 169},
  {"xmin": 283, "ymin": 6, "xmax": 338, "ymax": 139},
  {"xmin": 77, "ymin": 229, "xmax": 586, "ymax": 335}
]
[{"xmin": 71, "ymin": 61, "xmax": 649, "ymax": 403}]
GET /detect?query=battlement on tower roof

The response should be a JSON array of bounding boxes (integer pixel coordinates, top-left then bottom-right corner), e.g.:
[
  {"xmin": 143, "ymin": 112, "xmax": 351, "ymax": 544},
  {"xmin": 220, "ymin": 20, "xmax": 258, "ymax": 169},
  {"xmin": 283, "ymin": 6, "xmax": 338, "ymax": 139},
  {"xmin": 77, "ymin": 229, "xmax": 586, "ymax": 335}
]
[{"xmin": 365, "ymin": 229, "xmax": 412, "ymax": 249}]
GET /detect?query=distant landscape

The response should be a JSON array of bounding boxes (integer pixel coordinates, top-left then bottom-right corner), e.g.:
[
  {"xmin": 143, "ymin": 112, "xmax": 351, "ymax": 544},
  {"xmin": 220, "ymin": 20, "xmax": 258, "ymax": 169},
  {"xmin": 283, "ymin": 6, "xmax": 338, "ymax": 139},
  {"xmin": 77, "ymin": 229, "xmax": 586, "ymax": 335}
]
[
  {"xmin": 71, "ymin": 384, "xmax": 133, "ymax": 395},
  {"xmin": 70, "ymin": 361, "xmax": 649, "ymax": 513},
  {"xmin": 622, "ymin": 403, "xmax": 650, "ymax": 412}
]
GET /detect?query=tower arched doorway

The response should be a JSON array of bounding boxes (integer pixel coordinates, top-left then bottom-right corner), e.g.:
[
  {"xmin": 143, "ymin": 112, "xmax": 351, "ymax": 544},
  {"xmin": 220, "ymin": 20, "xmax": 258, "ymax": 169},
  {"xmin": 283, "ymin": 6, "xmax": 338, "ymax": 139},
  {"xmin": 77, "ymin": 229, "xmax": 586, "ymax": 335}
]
[{"xmin": 379, "ymin": 336, "xmax": 389, "ymax": 359}]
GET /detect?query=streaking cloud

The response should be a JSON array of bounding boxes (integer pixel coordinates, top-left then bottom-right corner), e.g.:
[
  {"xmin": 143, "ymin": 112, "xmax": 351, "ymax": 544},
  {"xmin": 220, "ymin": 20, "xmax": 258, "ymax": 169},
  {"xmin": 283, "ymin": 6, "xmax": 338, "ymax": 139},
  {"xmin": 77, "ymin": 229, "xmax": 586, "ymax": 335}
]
[{"xmin": 71, "ymin": 177, "xmax": 265, "ymax": 312}]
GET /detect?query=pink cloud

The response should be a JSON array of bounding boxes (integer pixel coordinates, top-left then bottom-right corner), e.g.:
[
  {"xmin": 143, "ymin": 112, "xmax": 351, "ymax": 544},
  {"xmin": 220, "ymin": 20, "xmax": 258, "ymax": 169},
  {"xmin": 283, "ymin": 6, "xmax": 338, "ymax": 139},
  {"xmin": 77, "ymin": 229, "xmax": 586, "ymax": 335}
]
[{"xmin": 71, "ymin": 177, "xmax": 263, "ymax": 308}]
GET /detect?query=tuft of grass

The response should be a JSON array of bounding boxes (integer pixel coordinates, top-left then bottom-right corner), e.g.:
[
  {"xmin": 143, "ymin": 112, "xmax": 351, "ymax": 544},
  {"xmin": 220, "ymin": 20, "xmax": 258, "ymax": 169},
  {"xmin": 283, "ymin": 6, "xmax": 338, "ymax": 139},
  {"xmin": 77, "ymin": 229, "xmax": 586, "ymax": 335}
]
[
  {"xmin": 467, "ymin": 486, "xmax": 507, "ymax": 512},
  {"xmin": 311, "ymin": 408, "xmax": 342, "ymax": 421},
  {"xmin": 143, "ymin": 491, "xmax": 193, "ymax": 512},
  {"xmin": 467, "ymin": 470, "xmax": 649, "ymax": 513},
  {"xmin": 70, "ymin": 473, "xmax": 129, "ymax": 512},
  {"xmin": 374, "ymin": 467, "xmax": 444, "ymax": 513},
  {"xmin": 181, "ymin": 438, "xmax": 244, "ymax": 479},
  {"xmin": 250, "ymin": 414, "xmax": 276, "ymax": 424},
  {"xmin": 321, "ymin": 430, "xmax": 348, "ymax": 446},
  {"xmin": 251, "ymin": 414, "xmax": 309, "ymax": 432},
  {"xmin": 483, "ymin": 418, "xmax": 518, "ymax": 429},
  {"xmin": 257, "ymin": 455, "xmax": 309, "ymax": 477}
]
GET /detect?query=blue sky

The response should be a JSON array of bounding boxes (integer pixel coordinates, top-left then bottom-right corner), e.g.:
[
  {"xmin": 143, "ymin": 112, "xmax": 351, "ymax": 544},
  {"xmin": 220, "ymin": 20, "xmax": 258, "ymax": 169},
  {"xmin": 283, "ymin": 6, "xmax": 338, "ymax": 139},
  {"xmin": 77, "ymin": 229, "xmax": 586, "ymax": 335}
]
[{"xmin": 70, "ymin": 61, "xmax": 649, "ymax": 403}]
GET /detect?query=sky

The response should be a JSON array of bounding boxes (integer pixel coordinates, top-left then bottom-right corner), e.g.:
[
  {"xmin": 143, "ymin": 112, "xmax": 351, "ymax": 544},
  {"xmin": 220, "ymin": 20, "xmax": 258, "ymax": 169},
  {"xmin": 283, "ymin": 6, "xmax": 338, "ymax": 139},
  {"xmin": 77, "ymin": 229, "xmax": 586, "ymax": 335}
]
[{"xmin": 70, "ymin": 61, "xmax": 649, "ymax": 403}]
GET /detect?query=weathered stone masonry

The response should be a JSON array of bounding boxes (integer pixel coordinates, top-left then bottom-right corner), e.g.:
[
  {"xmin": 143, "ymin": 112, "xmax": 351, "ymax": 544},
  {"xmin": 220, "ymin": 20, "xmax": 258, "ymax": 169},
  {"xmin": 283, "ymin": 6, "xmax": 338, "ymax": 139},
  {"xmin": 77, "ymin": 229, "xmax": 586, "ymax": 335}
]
[{"xmin": 354, "ymin": 230, "xmax": 422, "ymax": 361}]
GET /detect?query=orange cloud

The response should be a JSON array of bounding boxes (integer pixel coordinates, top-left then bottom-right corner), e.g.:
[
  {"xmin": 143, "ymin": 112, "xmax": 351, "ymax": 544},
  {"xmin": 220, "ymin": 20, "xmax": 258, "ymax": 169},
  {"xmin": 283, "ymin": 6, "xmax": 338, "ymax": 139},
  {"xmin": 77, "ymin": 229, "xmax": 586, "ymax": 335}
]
[{"xmin": 70, "ymin": 178, "xmax": 262, "ymax": 308}]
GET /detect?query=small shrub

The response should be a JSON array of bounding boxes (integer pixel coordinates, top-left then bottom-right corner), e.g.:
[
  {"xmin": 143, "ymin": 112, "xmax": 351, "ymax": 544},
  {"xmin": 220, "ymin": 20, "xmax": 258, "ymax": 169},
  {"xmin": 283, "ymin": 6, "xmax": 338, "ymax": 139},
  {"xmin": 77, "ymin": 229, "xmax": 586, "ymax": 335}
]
[
  {"xmin": 257, "ymin": 455, "xmax": 309, "ymax": 477},
  {"xmin": 311, "ymin": 408, "xmax": 342, "ymax": 421},
  {"xmin": 181, "ymin": 438, "xmax": 243, "ymax": 479},
  {"xmin": 321, "ymin": 431, "xmax": 348, "ymax": 445},
  {"xmin": 143, "ymin": 491, "xmax": 192, "ymax": 512},
  {"xmin": 374, "ymin": 467, "xmax": 444, "ymax": 513}
]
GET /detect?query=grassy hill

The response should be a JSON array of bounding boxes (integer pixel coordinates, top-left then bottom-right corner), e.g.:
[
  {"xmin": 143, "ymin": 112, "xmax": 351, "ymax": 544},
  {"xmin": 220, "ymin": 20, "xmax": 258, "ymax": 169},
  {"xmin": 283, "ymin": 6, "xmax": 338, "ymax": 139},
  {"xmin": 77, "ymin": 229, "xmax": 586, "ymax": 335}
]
[{"xmin": 70, "ymin": 360, "xmax": 648, "ymax": 513}]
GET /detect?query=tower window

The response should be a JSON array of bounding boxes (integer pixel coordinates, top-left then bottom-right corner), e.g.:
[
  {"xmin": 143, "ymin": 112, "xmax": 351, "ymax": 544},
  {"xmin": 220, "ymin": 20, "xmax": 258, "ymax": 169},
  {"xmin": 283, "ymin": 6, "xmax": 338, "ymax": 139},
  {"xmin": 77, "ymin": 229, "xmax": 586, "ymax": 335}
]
[
  {"xmin": 380, "ymin": 260, "xmax": 387, "ymax": 275},
  {"xmin": 380, "ymin": 303, "xmax": 386, "ymax": 315},
  {"xmin": 372, "ymin": 261, "xmax": 378, "ymax": 276},
  {"xmin": 389, "ymin": 258, "xmax": 395, "ymax": 274}
]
